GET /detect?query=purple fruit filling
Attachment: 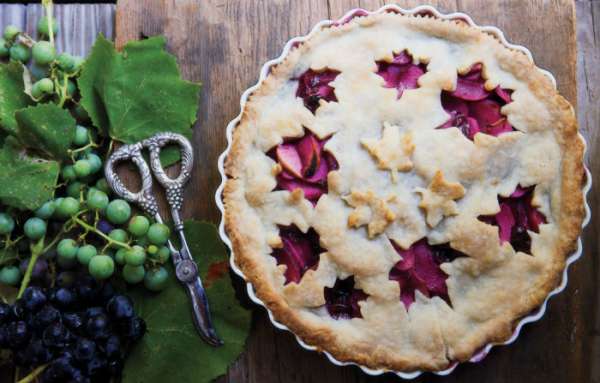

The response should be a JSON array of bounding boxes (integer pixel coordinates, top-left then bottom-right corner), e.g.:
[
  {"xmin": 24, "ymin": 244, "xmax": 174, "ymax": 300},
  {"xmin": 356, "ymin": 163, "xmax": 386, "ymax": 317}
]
[
  {"xmin": 479, "ymin": 186, "xmax": 546, "ymax": 254},
  {"xmin": 271, "ymin": 225, "xmax": 324, "ymax": 285},
  {"xmin": 296, "ymin": 69, "xmax": 340, "ymax": 113},
  {"xmin": 269, "ymin": 130, "xmax": 339, "ymax": 204},
  {"xmin": 389, "ymin": 239, "xmax": 465, "ymax": 310},
  {"xmin": 376, "ymin": 51, "xmax": 427, "ymax": 99},
  {"xmin": 438, "ymin": 63, "xmax": 515, "ymax": 140},
  {"xmin": 324, "ymin": 276, "xmax": 368, "ymax": 319}
]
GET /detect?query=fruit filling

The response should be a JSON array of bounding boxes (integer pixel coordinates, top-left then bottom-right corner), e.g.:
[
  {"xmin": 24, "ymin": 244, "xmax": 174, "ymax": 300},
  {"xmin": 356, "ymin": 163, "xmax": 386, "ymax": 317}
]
[
  {"xmin": 438, "ymin": 63, "xmax": 515, "ymax": 140},
  {"xmin": 376, "ymin": 51, "xmax": 427, "ymax": 98},
  {"xmin": 479, "ymin": 186, "xmax": 546, "ymax": 254},
  {"xmin": 324, "ymin": 276, "xmax": 368, "ymax": 319},
  {"xmin": 388, "ymin": 239, "xmax": 465, "ymax": 310},
  {"xmin": 296, "ymin": 69, "xmax": 340, "ymax": 113},
  {"xmin": 269, "ymin": 130, "xmax": 338, "ymax": 204},
  {"xmin": 271, "ymin": 225, "xmax": 323, "ymax": 285}
]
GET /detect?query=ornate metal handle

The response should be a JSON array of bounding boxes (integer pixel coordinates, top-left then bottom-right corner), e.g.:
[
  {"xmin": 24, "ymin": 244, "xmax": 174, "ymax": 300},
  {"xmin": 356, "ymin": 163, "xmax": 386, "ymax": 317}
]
[
  {"xmin": 144, "ymin": 132, "xmax": 194, "ymax": 213},
  {"xmin": 104, "ymin": 142, "xmax": 159, "ymax": 217}
]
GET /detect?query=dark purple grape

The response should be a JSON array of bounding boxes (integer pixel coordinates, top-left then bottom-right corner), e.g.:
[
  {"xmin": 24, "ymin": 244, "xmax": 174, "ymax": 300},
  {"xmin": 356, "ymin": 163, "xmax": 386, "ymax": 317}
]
[
  {"xmin": 50, "ymin": 287, "xmax": 76, "ymax": 309},
  {"xmin": 119, "ymin": 316, "xmax": 145, "ymax": 341},
  {"xmin": 86, "ymin": 312, "xmax": 111, "ymax": 339},
  {"xmin": 22, "ymin": 286, "xmax": 47, "ymax": 312},
  {"xmin": 0, "ymin": 324, "xmax": 9, "ymax": 348},
  {"xmin": 97, "ymin": 220, "xmax": 113, "ymax": 235},
  {"xmin": 0, "ymin": 302, "xmax": 10, "ymax": 323},
  {"xmin": 23, "ymin": 337, "xmax": 53, "ymax": 366},
  {"xmin": 42, "ymin": 355, "xmax": 74, "ymax": 382},
  {"xmin": 103, "ymin": 335, "xmax": 121, "ymax": 358},
  {"xmin": 76, "ymin": 276, "xmax": 100, "ymax": 303},
  {"xmin": 69, "ymin": 368, "xmax": 89, "ymax": 383},
  {"xmin": 11, "ymin": 300, "xmax": 27, "ymax": 319},
  {"xmin": 85, "ymin": 306, "xmax": 104, "ymax": 319},
  {"xmin": 32, "ymin": 305, "xmax": 61, "ymax": 330},
  {"xmin": 19, "ymin": 258, "xmax": 49, "ymax": 281},
  {"xmin": 7, "ymin": 320, "xmax": 30, "ymax": 348},
  {"xmin": 63, "ymin": 312, "xmax": 84, "ymax": 332},
  {"xmin": 107, "ymin": 358, "xmax": 123, "ymax": 375},
  {"xmin": 42, "ymin": 322, "xmax": 70, "ymax": 348},
  {"xmin": 74, "ymin": 337, "xmax": 96, "ymax": 361},
  {"xmin": 85, "ymin": 355, "xmax": 108, "ymax": 377},
  {"xmin": 106, "ymin": 295, "xmax": 134, "ymax": 320},
  {"xmin": 98, "ymin": 283, "xmax": 115, "ymax": 303}
]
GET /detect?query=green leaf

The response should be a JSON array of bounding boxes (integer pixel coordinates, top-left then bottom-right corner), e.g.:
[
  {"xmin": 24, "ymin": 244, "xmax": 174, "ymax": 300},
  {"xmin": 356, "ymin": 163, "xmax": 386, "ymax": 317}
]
[
  {"xmin": 79, "ymin": 35, "xmax": 200, "ymax": 167},
  {"xmin": 122, "ymin": 221, "xmax": 251, "ymax": 383},
  {"xmin": 0, "ymin": 138, "xmax": 59, "ymax": 210},
  {"xmin": 0, "ymin": 62, "xmax": 33, "ymax": 135},
  {"xmin": 14, "ymin": 103, "xmax": 76, "ymax": 160}
]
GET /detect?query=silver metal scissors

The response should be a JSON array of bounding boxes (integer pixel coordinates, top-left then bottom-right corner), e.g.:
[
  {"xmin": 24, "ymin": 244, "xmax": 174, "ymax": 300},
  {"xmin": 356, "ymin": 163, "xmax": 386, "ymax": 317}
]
[{"xmin": 105, "ymin": 132, "xmax": 223, "ymax": 346}]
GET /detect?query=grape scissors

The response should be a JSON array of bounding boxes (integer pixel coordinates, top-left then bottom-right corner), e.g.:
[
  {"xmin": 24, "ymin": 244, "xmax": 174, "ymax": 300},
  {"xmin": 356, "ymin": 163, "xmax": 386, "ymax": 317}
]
[{"xmin": 105, "ymin": 132, "xmax": 223, "ymax": 346}]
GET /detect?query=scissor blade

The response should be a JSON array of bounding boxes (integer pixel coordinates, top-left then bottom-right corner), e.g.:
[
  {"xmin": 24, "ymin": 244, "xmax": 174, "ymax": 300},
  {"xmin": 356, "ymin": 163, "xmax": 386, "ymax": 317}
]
[{"xmin": 183, "ymin": 278, "xmax": 223, "ymax": 346}]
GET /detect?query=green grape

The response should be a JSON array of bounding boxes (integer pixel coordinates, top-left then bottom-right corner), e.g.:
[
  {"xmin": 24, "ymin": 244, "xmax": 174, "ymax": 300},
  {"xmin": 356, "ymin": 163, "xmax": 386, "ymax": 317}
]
[
  {"xmin": 127, "ymin": 216, "xmax": 149, "ymax": 238},
  {"xmin": 57, "ymin": 239, "xmax": 78, "ymax": 268},
  {"xmin": 87, "ymin": 189, "xmax": 108, "ymax": 211},
  {"xmin": 144, "ymin": 267, "xmax": 169, "ymax": 292},
  {"xmin": 71, "ymin": 56, "xmax": 84, "ymax": 72},
  {"xmin": 32, "ymin": 41, "xmax": 55, "ymax": 65},
  {"xmin": 124, "ymin": 245, "xmax": 146, "ymax": 266},
  {"xmin": 77, "ymin": 244, "xmax": 97, "ymax": 265},
  {"xmin": 66, "ymin": 80, "xmax": 77, "ymax": 98},
  {"xmin": 3, "ymin": 25, "xmax": 20, "ymax": 41},
  {"xmin": 24, "ymin": 217, "xmax": 46, "ymax": 240},
  {"xmin": 36, "ymin": 16, "xmax": 59, "ymax": 37},
  {"xmin": 52, "ymin": 198, "xmax": 64, "ymax": 216},
  {"xmin": 85, "ymin": 153, "xmax": 102, "ymax": 174},
  {"xmin": 88, "ymin": 255, "xmax": 114, "ymax": 280},
  {"xmin": 147, "ymin": 245, "xmax": 158, "ymax": 255},
  {"xmin": 147, "ymin": 223, "xmax": 170, "ymax": 246},
  {"xmin": 108, "ymin": 229, "xmax": 128, "ymax": 246},
  {"xmin": 56, "ymin": 197, "xmax": 80, "ymax": 218},
  {"xmin": 122, "ymin": 264, "xmax": 145, "ymax": 284},
  {"xmin": 10, "ymin": 44, "xmax": 30, "ymax": 63},
  {"xmin": 37, "ymin": 78, "xmax": 54, "ymax": 93},
  {"xmin": 0, "ymin": 38, "xmax": 9, "ymax": 58},
  {"xmin": 95, "ymin": 178, "xmax": 110, "ymax": 194},
  {"xmin": 57, "ymin": 52, "xmax": 75, "ymax": 72},
  {"xmin": 0, "ymin": 213, "xmax": 15, "ymax": 235},
  {"xmin": 0, "ymin": 266, "xmax": 21, "ymax": 286},
  {"xmin": 73, "ymin": 125, "xmax": 89, "ymax": 147},
  {"xmin": 105, "ymin": 199, "xmax": 131, "ymax": 225},
  {"xmin": 73, "ymin": 159, "xmax": 91, "ymax": 178},
  {"xmin": 61, "ymin": 165, "xmax": 77, "ymax": 181},
  {"xmin": 135, "ymin": 236, "xmax": 149, "ymax": 247},
  {"xmin": 35, "ymin": 200, "xmax": 55, "ymax": 219},
  {"xmin": 155, "ymin": 246, "xmax": 171, "ymax": 263},
  {"xmin": 115, "ymin": 248, "xmax": 128, "ymax": 265},
  {"xmin": 29, "ymin": 63, "xmax": 49, "ymax": 80},
  {"xmin": 66, "ymin": 182, "xmax": 84, "ymax": 199}
]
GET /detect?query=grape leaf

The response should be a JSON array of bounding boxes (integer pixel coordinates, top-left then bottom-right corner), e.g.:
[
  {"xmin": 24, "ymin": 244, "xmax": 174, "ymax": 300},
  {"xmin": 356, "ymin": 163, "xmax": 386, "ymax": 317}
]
[
  {"xmin": 0, "ymin": 62, "xmax": 33, "ymax": 135},
  {"xmin": 14, "ymin": 103, "xmax": 76, "ymax": 160},
  {"xmin": 0, "ymin": 138, "xmax": 59, "ymax": 210},
  {"xmin": 78, "ymin": 35, "xmax": 200, "ymax": 167},
  {"xmin": 122, "ymin": 221, "xmax": 252, "ymax": 383}
]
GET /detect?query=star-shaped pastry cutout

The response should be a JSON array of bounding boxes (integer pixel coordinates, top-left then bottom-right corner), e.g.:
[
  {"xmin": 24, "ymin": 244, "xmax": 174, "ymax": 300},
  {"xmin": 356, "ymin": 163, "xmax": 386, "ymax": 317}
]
[
  {"xmin": 343, "ymin": 189, "xmax": 397, "ymax": 238},
  {"xmin": 361, "ymin": 122, "xmax": 414, "ymax": 181},
  {"xmin": 415, "ymin": 170, "xmax": 465, "ymax": 227}
]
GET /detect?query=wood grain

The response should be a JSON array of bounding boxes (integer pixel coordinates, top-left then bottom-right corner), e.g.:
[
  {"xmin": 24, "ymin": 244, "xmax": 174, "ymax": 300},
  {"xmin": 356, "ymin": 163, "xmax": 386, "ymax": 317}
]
[{"xmin": 113, "ymin": 1, "xmax": 595, "ymax": 382}]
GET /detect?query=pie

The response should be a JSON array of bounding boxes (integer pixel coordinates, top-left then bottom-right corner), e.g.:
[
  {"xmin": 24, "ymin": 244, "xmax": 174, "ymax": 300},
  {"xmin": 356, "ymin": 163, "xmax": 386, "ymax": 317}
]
[{"xmin": 223, "ymin": 11, "xmax": 585, "ymax": 372}]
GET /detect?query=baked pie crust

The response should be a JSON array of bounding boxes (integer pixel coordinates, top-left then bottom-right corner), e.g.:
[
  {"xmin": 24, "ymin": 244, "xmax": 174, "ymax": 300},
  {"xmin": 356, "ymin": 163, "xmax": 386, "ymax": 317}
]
[{"xmin": 223, "ymin": 12, "xmax": 584, "ymax": 372}]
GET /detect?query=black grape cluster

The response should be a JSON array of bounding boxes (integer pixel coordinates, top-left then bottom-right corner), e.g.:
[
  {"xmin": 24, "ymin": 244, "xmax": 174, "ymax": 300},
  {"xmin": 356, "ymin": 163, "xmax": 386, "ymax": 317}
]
[{"xmin": 1, "ymin": 282, "xmax": 145, "ymax": 382}]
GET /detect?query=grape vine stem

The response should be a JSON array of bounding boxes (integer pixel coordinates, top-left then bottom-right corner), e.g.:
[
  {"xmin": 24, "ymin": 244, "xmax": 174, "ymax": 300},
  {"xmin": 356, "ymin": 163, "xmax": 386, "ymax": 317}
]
[
  {"xmin": 16, "ymin": 363, "xmax": 47, "ymax": 383},
  {"xmin": 72, "ymin": 216, "xmax": 132, "ymax": 250}
]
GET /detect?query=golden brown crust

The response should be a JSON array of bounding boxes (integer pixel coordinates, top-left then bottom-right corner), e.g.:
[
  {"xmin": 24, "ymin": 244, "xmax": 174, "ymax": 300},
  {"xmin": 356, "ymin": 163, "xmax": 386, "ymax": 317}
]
[{"xmin": 223, "ymin": 12, "xmax": 585, "ymax": 372}]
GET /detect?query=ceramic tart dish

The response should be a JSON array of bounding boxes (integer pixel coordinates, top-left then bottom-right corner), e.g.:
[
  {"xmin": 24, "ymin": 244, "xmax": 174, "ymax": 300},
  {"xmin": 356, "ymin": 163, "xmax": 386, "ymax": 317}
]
[{"xmin": 217, "ymin": 4, "xmax": 591, "ymax": 379}]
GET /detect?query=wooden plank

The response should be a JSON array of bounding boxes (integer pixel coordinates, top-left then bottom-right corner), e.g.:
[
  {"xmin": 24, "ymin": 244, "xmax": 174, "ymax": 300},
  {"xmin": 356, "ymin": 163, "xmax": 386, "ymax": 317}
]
[{"xmin": 24, "ymin": 4, "xmax": 115, "ymax": 57}]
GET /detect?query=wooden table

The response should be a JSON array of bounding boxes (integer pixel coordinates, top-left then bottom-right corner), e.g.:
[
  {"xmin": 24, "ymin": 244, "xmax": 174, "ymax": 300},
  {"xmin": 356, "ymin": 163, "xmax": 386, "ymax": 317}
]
[{"xmin": 1, "ymin": 1, "xmax": 599, "ymax": 382}]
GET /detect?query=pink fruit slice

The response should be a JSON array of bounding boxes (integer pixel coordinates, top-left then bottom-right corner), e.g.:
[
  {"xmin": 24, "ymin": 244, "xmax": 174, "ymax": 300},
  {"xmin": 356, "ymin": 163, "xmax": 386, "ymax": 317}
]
[
  {"xmin": 277, "ymin": 177, "xmax": 325, "ymax": 201},
  {"xmin": 389, "ymin": 239, "xmax": 464, "ymax": 310},
  {"xmin": 450, "ymin": 76, "xmax": 489, "ymax": 101},
  {"xmin": 304, "ymin": 157, "xmax": 329, "ymax": 184},
  {"xmin": 297, "ymin": 133, "xmax": 321, "ymax": 178},
  {"xmin": 324, "ymin": 276, "xmax": 368, "ymax": 319},
  {"xmin": 272, "ymin": 225, "xmax": 322, "ymax": 285},
  {"xmin": 296, "ymin": 69, "xmax": 340, "ymax": 113},
  {"xmin": 276, "ymin": 144, "xmax": 303, "ymax": 178},
  {"xmin": 376, "ymin": 51, "xmax": 426, "ymax": 99},
  {"xmin": 495, "ymin": 87, "xmax": 513, "ymax": 104},
  {"xmin": 478, "ymin": 186, "xmax": 546, "ymax": 254}
]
